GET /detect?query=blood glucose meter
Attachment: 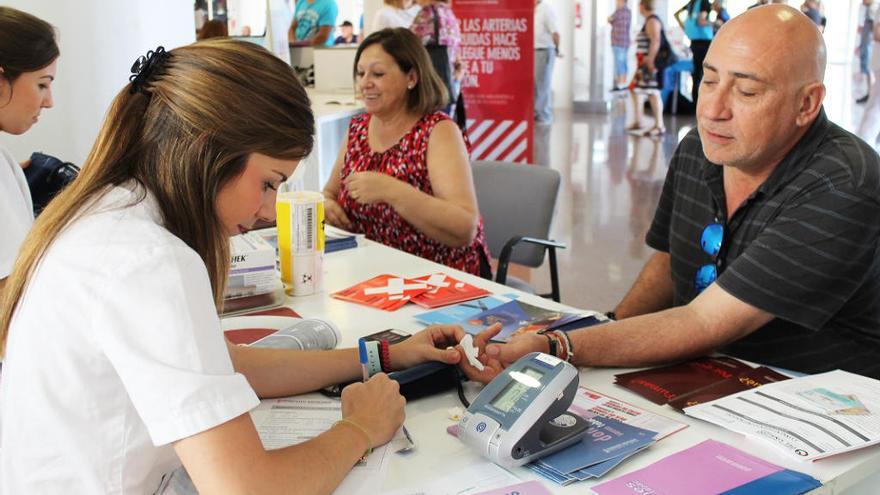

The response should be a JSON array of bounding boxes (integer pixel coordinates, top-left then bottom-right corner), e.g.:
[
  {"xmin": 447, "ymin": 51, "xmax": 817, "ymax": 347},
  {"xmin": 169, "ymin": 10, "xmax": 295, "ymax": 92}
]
[{"xmin": 458, "ymin": 352, "xmax": 590, "ymax": 467}]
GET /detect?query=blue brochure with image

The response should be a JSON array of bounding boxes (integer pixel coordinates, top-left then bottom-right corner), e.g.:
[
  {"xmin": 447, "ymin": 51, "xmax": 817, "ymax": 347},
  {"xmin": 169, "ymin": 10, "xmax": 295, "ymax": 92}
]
[
  {"xmin": 456, "ymin": 299, "xmax": 606, "ymax": 342},
  {"xmin": 536, "ymin": 416, "xmax": 656, "ymax": 475},
  {"xmin": 414, "ymin": 294, "xmax": 519, "ymax": 326}
]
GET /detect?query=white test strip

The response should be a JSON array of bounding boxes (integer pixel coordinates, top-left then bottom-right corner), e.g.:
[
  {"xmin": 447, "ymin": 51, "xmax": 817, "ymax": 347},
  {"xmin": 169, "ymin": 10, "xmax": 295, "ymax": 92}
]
[{"xmin": 460, "ymin": 334, "xmax": 485, "ymax": 371}]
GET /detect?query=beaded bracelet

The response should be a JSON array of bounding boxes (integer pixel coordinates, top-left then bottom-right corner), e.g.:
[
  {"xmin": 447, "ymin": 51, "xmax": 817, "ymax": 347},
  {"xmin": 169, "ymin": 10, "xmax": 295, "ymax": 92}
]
[
  {"xmin": 379, "ymin": 339, "xmax": 392, "ymax": 373},
  {"xmin": 541, "ymin": 332, "xmax": 558, "ymax": 357},
  {"xmin": 554, "ymin": 330, "xmax": 575, "ymax": 364},
  {"xmin": 334, "ymin": 418, "xmax": 373, "ymax": 458}
]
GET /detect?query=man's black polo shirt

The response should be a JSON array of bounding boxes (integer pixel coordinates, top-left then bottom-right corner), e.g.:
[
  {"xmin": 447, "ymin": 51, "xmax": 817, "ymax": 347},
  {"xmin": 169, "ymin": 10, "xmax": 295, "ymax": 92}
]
[{"xmin": 646, "ymin": 110, "xmax": 880, "ymax": 377}]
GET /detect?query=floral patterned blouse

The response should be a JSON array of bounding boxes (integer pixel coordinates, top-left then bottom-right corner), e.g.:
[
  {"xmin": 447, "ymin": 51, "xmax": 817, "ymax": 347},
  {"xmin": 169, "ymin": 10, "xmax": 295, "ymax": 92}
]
[{"xmin": 338, "ymin": 112, "xmax": 490, "ymax": 275}]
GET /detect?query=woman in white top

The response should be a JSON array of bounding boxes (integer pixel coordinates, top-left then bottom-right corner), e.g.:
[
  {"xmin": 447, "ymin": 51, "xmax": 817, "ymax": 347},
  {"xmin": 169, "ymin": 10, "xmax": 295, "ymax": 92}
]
[
  {"xmin": 372, "ymin": 0, "xmax": 422, "ymax": 32},
  {"xmin": 0, "ymin": 7, "xmax": 58, "ymax": 297},
  {"xmin": 0, "ymin": 39, "xmax": 472, "ymax": 494}
]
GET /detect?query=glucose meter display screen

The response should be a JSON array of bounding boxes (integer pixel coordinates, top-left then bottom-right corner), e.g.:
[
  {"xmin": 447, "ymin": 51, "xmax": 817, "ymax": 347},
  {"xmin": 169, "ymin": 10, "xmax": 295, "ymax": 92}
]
[{"xmin": 490, "ymin": 367, "xmax": 544, "ymax": 412}]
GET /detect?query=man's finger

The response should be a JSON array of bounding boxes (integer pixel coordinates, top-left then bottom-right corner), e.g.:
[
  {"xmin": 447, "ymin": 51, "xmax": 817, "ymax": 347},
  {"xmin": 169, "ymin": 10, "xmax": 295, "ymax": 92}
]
[{"xmin": 474, "ymin": 323, "xmax": 503, "ymax": 346}]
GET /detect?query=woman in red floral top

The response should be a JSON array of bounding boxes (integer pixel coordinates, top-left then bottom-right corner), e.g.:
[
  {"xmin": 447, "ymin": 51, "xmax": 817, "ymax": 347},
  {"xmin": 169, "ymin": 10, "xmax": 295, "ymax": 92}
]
[{"xmin": 323, "ymin": 28, "xmax": 490, "ymax": 275}]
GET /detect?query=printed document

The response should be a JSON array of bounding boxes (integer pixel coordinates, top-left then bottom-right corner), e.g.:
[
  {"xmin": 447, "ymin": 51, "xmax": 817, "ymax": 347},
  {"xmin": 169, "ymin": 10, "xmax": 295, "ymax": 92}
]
[
  {"xmin": 685, "ymin": 370, "xmax": 880, "ymax": 461},
  {"xmin": 251, "ymin": 394, "xmax": 392, "ymax": 494}
]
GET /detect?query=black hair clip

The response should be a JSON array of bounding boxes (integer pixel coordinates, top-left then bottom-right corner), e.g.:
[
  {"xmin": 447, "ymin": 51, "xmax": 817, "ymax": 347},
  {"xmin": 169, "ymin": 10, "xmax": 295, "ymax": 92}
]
[{"xmin": 129, "ymin": 46, "xmax": 169, "ymax": 95}]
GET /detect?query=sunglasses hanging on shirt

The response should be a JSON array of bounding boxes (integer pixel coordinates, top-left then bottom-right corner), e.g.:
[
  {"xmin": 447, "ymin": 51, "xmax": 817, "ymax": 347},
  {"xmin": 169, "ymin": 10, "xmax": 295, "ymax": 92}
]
[{"xmin": 694, "ymin": 221, "xmax": 725, "ymax": 295}]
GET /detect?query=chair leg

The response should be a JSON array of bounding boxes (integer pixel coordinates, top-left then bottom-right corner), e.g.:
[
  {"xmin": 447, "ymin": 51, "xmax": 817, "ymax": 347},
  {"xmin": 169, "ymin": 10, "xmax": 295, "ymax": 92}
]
[{"xmin": 549, "ymin": 247, "xmax": 560, "ymax": 302}]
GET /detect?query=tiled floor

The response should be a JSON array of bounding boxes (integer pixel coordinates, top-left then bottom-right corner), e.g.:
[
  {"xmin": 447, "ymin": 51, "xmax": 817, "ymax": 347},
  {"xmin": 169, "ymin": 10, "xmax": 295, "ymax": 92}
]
[{"xmin": 521, "ymin": 61, "xmax": 873, "ymax": 313}]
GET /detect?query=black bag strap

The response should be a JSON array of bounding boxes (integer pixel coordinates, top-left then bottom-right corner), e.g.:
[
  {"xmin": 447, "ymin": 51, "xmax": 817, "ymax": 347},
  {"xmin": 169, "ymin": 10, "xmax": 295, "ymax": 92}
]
[
  {"xmin": 648, "ymin": 14, "xmax": 672, "ymax": 55},
  {"xmin": 430, "ymin": 5, "xmax": 441, "ymax": 45},
  {"xmin": 454, "ymin": 90, "xmax": 467, "ymax": 133}
]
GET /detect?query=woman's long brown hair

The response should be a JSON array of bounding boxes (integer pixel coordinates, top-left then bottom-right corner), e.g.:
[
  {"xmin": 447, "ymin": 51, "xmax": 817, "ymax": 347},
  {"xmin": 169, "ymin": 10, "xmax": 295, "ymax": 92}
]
[{"xmin": 0, "ymin": 39, "xmax": 314, "ymax": 355}]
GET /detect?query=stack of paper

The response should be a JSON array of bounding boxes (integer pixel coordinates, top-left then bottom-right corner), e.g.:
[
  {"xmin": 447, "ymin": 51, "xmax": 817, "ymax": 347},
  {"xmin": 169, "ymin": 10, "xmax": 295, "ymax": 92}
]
[
  {"xmin": 530, "ymin": 416, "xmax": 656, "ymax": 485},
  {"xmin": 568, "ymin": 387, "xmax": 687, "ymax": 440},
  {"xmin": 251, "ymin": 394, "xmax": 392, "ymax": 495},
  {"xmin": 592, "ymin": 440, "xmax": 820, "ymax": 495},
  {"xmin": 685, "ymin": 369, "xmax": 880, "ymax": 461}
]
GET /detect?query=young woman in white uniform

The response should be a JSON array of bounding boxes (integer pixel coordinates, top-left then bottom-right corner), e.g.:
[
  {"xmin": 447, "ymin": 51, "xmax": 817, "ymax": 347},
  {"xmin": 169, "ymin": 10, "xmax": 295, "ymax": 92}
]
[
  {"xmin": 0, "ymin": 39, "xmax": 471, "ymax": 494},
  {"xmin": 0, "ymin": 7, "xmax": 58, "ymax": 298}
]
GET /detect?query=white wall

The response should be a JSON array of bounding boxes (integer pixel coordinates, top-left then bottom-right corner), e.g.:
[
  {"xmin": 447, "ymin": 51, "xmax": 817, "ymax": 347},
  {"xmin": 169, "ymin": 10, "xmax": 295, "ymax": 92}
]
[{"xmin": 0, "ymin": 0, "xmax": 194, "ymax": 165}]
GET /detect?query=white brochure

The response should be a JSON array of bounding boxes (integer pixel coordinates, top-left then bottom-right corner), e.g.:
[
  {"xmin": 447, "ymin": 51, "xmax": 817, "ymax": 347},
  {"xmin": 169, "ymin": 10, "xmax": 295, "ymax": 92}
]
[{"xmin": 685, "ymin": 369, "xmax": 880, "ymax": 461}]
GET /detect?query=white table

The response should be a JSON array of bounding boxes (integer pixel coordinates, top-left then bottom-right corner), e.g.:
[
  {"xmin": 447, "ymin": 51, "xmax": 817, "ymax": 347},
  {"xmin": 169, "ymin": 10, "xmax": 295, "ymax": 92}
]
[{"xmin": 274, "ymin": 239, "xmax": 880, "ymax": 494}]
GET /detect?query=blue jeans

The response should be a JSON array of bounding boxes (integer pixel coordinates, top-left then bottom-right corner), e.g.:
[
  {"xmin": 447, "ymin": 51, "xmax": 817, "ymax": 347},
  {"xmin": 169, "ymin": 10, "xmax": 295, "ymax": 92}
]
[
  {"xmin": 535, "ymin": 47, "xmax": 556, "ymax": 123},
  {"xmin": 860, "ymin": 43, "xmax": 872, "ymax": 75},
  {"xmin": 612, "ymin": 46, "xmax": 628, "ymax": 79}
]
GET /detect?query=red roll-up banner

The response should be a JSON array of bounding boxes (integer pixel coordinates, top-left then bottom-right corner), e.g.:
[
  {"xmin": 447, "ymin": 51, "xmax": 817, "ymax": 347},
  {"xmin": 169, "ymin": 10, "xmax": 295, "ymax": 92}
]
[{"xmin": 454, "ymin": 0, "xmax": 534, "ymax": 164}]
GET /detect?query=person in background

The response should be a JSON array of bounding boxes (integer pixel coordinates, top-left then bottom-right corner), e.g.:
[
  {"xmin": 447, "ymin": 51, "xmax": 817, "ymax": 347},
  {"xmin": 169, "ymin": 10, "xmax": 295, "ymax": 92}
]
[
  {"xmin": 197, "ymin": 18, "xmax": 228, "ymax": 40},
  {"xmin": 628, "ymin": 0, "xmax": 667, "ymax": 137},
  {"xmin": 373, "ymin": 0, "xmax": 421, "ymax": 31},
  {"xmin": 460, "ymin": 5, "xmax": 880, "ymax": 383},
  {"xmin": 323, "ymin": 28, "xmax": 490, "ymax": 276},
  {"xmin": 410, "ymin": 0, "xmax": 464, "ymax": 111},
  {"xmin": 0, "ymin": 7, "xmax": 57, "ymax": 300},
  {"xmin": 534, "ymin": 0, "xmax": 561, "ymax": 124},
  {"xmin": 801, "ymin": 0, "xmax": 827, "ymax": 32},
  {"xmin": 194, "ymin": 0, "xmax": 208, "ymax": 33},
  {"xmin": 856, "ymin": 0, "xmax": 877, "ymax": 104},
  {"xmin": 675, "ymin": 0, "xmax": 713, "ymax": 105},
  {"xmin": 290, "ymin": 0, "xmax": 338, "ymax": 46},
  {"xmin": 858, "ymin": 6, "xmax": 880, "ymax": 148},
  {"xmin": 0, "ymin": 38, "xmax": 474, "ymax": 493},
  {"xmin": 712, "ymin": 0, "xmax": 730, "ymax": 34},
  {"xmin": 334, "ymin": 20, "xmax": 359, "ymax": 44},
  {"xmin": 608, "ymin": 0, "xmax": 633, "ymax": 93}
]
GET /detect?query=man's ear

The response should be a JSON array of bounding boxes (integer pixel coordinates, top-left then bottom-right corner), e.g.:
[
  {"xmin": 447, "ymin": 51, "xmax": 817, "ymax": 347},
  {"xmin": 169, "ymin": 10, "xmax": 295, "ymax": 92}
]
[{"xmin": 795, "ymin": 82, "xmax": 825, "ymax": 127}]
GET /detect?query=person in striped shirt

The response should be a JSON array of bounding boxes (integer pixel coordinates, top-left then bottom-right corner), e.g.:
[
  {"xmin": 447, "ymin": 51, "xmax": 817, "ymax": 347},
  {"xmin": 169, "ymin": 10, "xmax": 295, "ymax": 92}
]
[{"xmin": 460, "ymin": 5, "xmax": 880, "ymax": 380}]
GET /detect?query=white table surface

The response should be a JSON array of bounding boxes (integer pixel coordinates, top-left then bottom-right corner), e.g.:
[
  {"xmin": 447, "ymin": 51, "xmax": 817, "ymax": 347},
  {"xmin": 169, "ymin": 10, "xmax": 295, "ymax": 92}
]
[{"xmin": 270, "ymin": 239, "xmax": 880, "ymax": 494}]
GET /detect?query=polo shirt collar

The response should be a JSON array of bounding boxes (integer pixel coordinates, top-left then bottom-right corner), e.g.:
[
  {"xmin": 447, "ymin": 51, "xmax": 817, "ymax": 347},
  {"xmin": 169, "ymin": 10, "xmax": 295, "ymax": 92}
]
[{"xmin": 754, "ymin": 107, "xmax": 830, "ymax": 198}]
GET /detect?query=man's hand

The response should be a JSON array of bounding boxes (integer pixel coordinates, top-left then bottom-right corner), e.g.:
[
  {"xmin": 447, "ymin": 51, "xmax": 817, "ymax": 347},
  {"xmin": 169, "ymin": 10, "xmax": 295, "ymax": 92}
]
[
  {"xmin": 456, "ymin": 325, "xmax": 547, "ymax": 383},
  {"xmin": 390, "ymin": 325, "xmax": 467, "ymax": 370}
]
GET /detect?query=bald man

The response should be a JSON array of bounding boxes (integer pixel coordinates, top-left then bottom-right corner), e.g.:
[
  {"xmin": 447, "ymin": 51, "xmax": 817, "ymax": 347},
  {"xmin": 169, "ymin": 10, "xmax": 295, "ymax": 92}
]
[{"xmin": 463, "ymin": 5, "xmax": 880, "ymax": 380}]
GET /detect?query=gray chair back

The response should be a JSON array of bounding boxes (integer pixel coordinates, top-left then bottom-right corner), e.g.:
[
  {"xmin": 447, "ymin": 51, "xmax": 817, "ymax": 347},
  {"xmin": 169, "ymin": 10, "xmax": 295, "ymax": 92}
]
[{"xmin": 471, "ymin": 160, "xmax": 561, "ymax": 268}]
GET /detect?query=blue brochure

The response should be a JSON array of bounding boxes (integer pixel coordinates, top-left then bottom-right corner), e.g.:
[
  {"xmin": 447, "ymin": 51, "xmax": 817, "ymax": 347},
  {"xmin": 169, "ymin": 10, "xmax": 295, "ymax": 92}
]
[
  {"xmin": 573, "ymin": 443, "xmax": 653, "ymax": 479},
  {"xmin": 456, "ymin": 299, "xmax": 605, "ymax": 342},
  {"xmin": 457, "ymin": 300, "xmax": 532, "ymax": 340},
  {"xmin": 720, "ymin": 469, "xmax": 821, "ymax": 495},
  {"xmin": 527, "ymin": 463, "xmax": 577, "ymax": 486},
  {"xmin": 414, "ymin": 294, "xmax": 519, "ymax": 326},
  {"xmin": 537, "ymin": 416, "xmax": 656, "ymax": 474}
]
